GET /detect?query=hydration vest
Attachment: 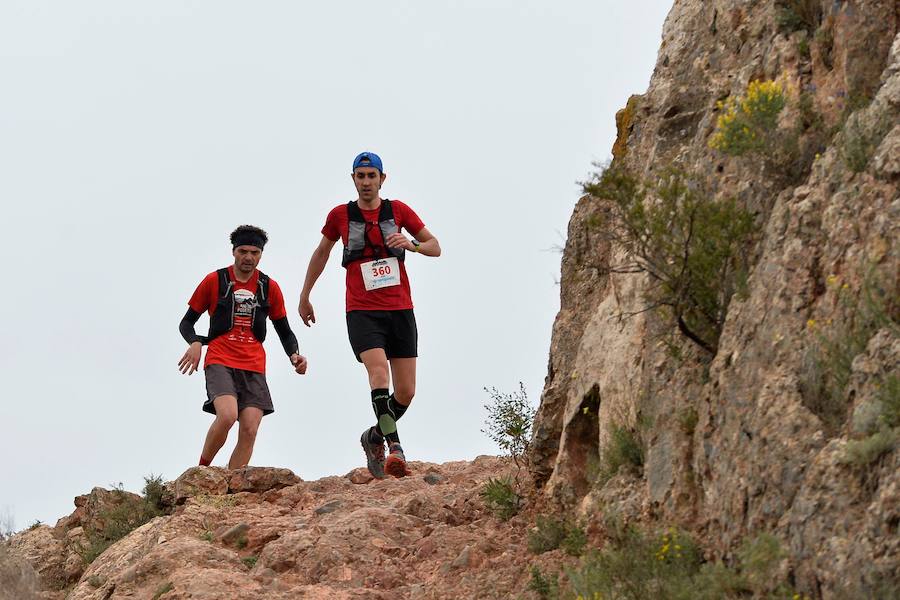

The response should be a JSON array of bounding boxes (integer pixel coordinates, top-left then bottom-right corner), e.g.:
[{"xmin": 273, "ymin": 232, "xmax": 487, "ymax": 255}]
[
  {"xmin": 204, "ymin": 267, "xmax": 270, "ymax": 344},
  {"xmin": 341, "ymin": 199, "xmax": 406, "ymax": 268}
]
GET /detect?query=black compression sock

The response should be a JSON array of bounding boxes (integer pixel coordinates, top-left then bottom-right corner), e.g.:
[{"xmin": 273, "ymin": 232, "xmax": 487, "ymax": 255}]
[
  {"xmin": 388, "ymin": 394, "xmax": 409, "ymax": 421},
  {"xmin": 371, "ymin": 388, "xmax": 400, "ymax": 445}
]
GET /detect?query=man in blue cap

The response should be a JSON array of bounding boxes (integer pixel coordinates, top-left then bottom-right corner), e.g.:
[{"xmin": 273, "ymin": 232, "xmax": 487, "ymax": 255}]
[{"xmin": 298, "ymin": 151, "xmax": 441, "ymax": 478}]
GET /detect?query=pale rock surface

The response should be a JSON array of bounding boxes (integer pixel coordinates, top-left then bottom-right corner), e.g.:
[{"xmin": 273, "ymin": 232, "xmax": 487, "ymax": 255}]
[{"xmin": 7, "ymin": 460, "xmax": 572, "ymax": 599}]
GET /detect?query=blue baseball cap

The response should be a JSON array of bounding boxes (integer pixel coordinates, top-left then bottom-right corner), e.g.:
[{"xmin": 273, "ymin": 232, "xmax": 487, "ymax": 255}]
[{"xmin": 352, "ymin": 151, "xmax": 383, "ymax": 173}]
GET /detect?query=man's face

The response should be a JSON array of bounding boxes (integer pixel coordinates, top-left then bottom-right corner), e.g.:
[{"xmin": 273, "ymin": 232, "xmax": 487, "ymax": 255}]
[
  {"xmin": 352, "ymin": 167, "xmax": 386, "ymax": 202},
  {"xmin": 233, "ymin": 245, "xmax": 262, "ymax": 274}
]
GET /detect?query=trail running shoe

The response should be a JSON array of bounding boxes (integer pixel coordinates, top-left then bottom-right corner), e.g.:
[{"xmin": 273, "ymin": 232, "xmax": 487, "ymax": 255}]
[
  {"xmin": 360, "ymin": 427, "xmax": 386, "ymax": 479},
  {"xmin": 384, "ymin": 442, "xmax": 412, "ymax": 478}
]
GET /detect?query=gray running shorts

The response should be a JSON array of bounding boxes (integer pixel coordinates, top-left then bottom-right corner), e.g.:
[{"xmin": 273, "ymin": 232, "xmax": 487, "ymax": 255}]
[{"xmin": 203, "ymin": 364, "xmax": 274, "ymax": 416}]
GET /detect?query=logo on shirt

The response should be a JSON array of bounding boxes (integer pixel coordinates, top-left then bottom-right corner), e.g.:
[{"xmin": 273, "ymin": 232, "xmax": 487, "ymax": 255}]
[{"xmin": 233, "ymin": 289, "xmax": 258, "ymax": 318}]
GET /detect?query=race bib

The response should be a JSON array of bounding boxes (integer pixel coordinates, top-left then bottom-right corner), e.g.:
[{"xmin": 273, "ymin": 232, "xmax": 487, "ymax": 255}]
[{"xmin": 361, "ymin": 257, "xmax": 401, "ymax": 291}]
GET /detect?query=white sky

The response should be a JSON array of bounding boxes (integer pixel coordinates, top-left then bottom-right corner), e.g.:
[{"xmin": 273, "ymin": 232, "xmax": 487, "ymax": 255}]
[{"xmin": 0, "ymin": 1, "xmax": 670, "ymax": 530}]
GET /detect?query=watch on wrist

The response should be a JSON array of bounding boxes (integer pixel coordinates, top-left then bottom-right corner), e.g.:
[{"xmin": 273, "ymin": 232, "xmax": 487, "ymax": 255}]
[{"xmin": 411, "ymin": 239, "xmax": 420, "ymax": 252}]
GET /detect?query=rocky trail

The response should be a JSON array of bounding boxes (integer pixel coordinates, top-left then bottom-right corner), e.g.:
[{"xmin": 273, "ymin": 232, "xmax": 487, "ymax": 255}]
[{"xmin": 5, "ymin": 458, "xmax": 571, "ymax": 600}]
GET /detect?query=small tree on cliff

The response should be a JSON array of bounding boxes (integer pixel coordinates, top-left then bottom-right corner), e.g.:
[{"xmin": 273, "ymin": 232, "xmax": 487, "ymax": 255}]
[{"xmin": 582, "ymin": 164, "xmax": 758, "ymax": 355}]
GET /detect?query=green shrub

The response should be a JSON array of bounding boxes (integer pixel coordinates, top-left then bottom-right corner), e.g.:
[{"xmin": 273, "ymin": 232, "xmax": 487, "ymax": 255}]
[
  {"xmin": 840, "ymin": 429, "xmax": 898, "ymax": 466},
  {"xmin": 583, "ymin": 166, "xmax": 757, "ymax": 355},
  {"xmin": 528, "ymin": 516, "xmax": 586, "ymax": 556},
  {"xmin": 775, "ymin": 0, "xmax": 822, "ymax": 33},
  {"xmin": 596, "ymin": 424, "xmax": 644, "ymax": 485},
  {"xmin": 815, "ymin": 21, "xmax": 835, "ymax": 69},
  {"xmin": 842, "ymin": 113, "xmax": 871, "ymax": 172},
  {"xmin": 800, "ymin": 271, "xmax": 899, "ymax": 435},
  {"xmin": 482, "ymin": 382, "xmax": 535, "ymax": 471},
  {"xmin": 677, "ymin": 407, "xmax": 698, "ymax": 436},
  {"xmin": 797, "ymin": 92, "xmax": 823, "ymax": 132},
  {"xmin": 479, "ymin": 477, "xmax": 521, "ymax": 521},
  {"xmin": 528, "ymin": 566, "xmax": 561, "ymax": 600},
  {"xmin": 734, "ymin": 532, "xmax": 785, "ymax": 592},
  {"xmin": 142, "ymin": 474, "xmax": 167, "ymax": 511},
  {"xmin": 833, "ymin": 571, "xmax": 900, "ymax": 599},
  {"xmin": 567, "ymin": 526, "xmax": 702, "ymax": 599},
  {"xmin": 841, "ymin": 111, "xmax": 892, "ymax": 173},
  {"xmin": 561, "ymin": 524, "xmax": 588, "ymax": 558},
  {"xmin": 710, "ymin": 80, "xmax": 786, "ymax": 156},
  {"xmin": 878, "ymin": 374, "xmax": 900, "ymax": 429},
  {"xmin": 566, "ymin": 528, "xmax": 796, "ymax": 600},
  {"xmin": 242, "ymin": 556, "xmax": 258, "ymax": 569},
  {"xmin": 709, "ymin": 79, "xmax": 825, "ymax": 183},
  {"xmin": 77, "ymin": 475, "xmax": 168, "ymax": 564}
]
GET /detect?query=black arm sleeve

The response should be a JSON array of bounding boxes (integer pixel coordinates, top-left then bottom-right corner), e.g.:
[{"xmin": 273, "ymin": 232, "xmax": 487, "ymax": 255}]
[
  {"xmin": 179, "ymin": 308, "xmax": 207, "ymax": 345},
  {"xmin": 272, "ymin": 317, "xmax": 300, "ymax": 357}
]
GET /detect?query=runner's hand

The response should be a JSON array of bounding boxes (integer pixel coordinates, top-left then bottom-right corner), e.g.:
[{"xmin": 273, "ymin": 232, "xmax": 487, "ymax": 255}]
[
  {"xmin": 298, "ymin": 298, "xmax": 316, "ymax": 327},
  {"xmin": 178, "ymin": 342, "xmax": 202, "ymax": 375},
  {"xmin": 385, "ymin": 232, "xmax": 413, "ymax": 250},
  {"xmin": 290, "ymin": 353, "xmax": 308, "ymax": 375}
]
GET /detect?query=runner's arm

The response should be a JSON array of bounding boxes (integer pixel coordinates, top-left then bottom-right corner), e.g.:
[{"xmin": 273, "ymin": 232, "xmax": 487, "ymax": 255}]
[
  {"xmin": 411, "ymin": 226, "xmax": 441, "ymax": 257},
  {"xmin": 271, "ymin": 317, "xmax": 300, "ymax": 357},
  {"xmin": 386, "ymin": 226, "xmax": 441, "ymax": 257},
  {"xmin": 298, "ymin": 235, "xmax": 337, "ymax": 326},
  {"xmin": 179, "ymin": 308, "xmax": 208, "ymax": 345},
  {"xmin": 178, "ymin": 308, "xmax": 205, "ymax": 375}
]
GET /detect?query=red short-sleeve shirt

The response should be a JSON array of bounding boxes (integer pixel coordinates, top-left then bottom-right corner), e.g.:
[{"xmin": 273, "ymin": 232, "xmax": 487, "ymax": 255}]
[
  {"xmin": 188, "ymin": 266, "xmax": 287, "ymax": 373},
  {"xmin": 322, "ymin": 199, "xmax": 425, "ymax": 312}
]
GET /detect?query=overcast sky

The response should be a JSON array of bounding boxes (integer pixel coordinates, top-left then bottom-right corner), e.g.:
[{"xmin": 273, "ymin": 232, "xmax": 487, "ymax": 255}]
[{"xmin": 0, "ymin": 1, "xmax": 670, "ymax": 530}]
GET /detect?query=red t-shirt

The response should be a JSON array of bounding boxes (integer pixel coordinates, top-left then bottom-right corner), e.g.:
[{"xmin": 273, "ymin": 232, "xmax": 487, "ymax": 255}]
[
  {"xmin": 322, "ymin": 199, "xmax": 425, "ymax": 312},
  {"xmin": 188, "ymin": 266, "xmax": 288, "ymax": 373}
]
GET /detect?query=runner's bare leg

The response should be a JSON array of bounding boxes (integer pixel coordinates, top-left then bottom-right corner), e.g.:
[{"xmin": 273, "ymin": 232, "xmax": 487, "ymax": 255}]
[
  {"xmin": 389, "ymin": 357, "xmax": 416, "ymax": 407},
  {"xmin": 200, "ymin": 395, "xmax": 238, "ymax": 464},
  {"xmin": 229, "ymin": 406, "xmax": 264, "ymax": 469}
]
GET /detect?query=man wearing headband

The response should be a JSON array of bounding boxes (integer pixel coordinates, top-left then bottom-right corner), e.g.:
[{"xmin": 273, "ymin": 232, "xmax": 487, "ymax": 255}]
[
  {"xmin": 298, "ymin": 151, "xmax": 441, "ymax": 479},
  {"xmin": 178, "ymin": 225, "xmax": 308, "ymax": 468}
]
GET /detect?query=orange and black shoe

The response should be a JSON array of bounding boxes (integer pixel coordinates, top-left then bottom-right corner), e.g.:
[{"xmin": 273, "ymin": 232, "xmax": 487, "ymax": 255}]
[
  {"xmin": 384, "ymin": 442, "xmax": 412, "ymax": 478},
  {"xmin": 360, "ymin": 427, "xmax": 386, "ymax": 479}
]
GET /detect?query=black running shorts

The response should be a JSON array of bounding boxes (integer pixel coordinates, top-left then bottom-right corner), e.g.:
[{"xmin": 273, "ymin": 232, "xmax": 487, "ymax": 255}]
[
  {"xmin": 204, "ymin": 364, "xmax": 274, "ymax": 415},
  {"xmin": 346, "ymin": 309, "xmax": 418, "ymax": 362}
]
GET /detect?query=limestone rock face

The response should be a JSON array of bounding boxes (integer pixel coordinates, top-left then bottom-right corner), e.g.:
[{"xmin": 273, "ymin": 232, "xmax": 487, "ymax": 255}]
[
  {"xmin": 7, "ymin": 459, "xmax": 569, "ymax": 600},
  {"xmin": 0, "ymin": 543, "xmax": 41, "ymax": 600},
  {"xmin": 530, "ymin": 0, "xmax": 899, "ymax": 596}
]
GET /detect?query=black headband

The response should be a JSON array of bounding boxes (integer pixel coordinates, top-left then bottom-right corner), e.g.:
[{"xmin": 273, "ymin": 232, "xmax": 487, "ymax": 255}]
[{"xmin": 232, "ymin": 232, "xmax": 266, "ymax": 250}]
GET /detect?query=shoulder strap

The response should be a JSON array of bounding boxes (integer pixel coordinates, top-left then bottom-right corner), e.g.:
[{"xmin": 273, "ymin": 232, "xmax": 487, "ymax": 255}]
[
  {"xmin": 347, "ymin": 200, "xmax": 364, "ymax": 222},
  {"xmin": 216, "ymin": 268, "xmax": 232, "ymax": 300},
  {"xmin": 256, "ymin": 270, "xmax": 270, "ymax": 302},
  {"xmin": 378, "ymin": 198, "xmax": 395, "ymax": 222}
]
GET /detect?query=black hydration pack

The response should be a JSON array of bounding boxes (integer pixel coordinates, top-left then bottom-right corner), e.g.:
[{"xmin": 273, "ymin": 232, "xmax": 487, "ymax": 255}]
[
  {"xmin": 204, "ymin": 267, "xmax": 270, "ymax": 344},
  {"xmin": 341, "ymin": 199, "xmax": 406, "ymax": 268}
]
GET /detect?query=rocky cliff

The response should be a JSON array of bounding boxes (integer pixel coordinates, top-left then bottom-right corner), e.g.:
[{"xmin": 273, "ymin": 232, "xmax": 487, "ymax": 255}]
[{"xmin": 531, "ymin": 0, "xmax": 899, "ymax": 597}]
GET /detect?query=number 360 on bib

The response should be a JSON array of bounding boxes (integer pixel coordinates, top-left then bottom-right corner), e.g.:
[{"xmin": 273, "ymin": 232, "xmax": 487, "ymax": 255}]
[{"xmin": 361, "ymin": 257, "xmax": 401, "ymax": 291}]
